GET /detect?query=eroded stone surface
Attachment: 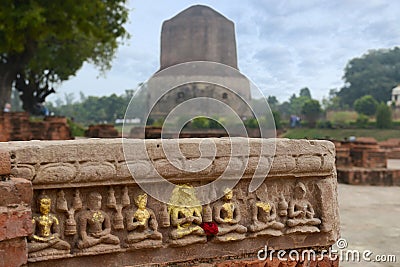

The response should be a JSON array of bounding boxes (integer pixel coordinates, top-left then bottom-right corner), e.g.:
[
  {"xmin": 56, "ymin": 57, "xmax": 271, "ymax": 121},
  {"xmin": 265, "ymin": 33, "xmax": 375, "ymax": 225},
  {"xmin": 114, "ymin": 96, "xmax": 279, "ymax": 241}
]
[
  {"xmin": 0, "ymin": 138, "xmax": 339, "ymax": 266},
  {"xmin": 0, "ymin": 149, "xmax": 10, "ymax": 176},
  {"xmin": 0, "ymin": 138, "xmax": 335, "ymax": 187},
  {"xmin": 160, "ymin": 5, "xmax": 238, "ymax": 70}
]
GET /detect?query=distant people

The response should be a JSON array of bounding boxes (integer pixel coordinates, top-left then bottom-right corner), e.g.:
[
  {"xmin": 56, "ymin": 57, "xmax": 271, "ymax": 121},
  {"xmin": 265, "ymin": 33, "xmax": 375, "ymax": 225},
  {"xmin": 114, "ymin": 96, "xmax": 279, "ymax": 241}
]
[
  {"xmin": 3, "ymin": 103, "xmax": 11, "ymax": 112},
  {"xmin": 33, "ymin": 103, "xmax": 49, "ymax": 116},
  {"xmin": 290, "ymin": 115, "xmax": 301, "ymax": 128}
]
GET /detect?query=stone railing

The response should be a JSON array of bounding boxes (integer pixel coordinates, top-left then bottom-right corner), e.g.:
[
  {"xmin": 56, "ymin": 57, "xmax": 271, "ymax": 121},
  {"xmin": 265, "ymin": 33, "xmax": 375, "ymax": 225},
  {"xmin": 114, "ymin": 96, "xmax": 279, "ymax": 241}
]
[{"xmin": 0, "ymin": 138, "xmax": 339, "ymax": 266}]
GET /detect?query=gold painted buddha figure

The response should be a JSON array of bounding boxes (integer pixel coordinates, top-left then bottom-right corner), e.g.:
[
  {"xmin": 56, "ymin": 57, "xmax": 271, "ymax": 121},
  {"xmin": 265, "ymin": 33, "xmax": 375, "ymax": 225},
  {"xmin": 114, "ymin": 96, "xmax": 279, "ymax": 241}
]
[
  {"xmin": 213, "ymin": 188, "xmax": 247, "ymax": 242},
  {"xmin": 125, "ymin": 193, "xmax": 162, "ymax": 248},
  {"xmin": 248, "ymin": 187, "xmax": 284, "ymax": 237},
  {"xmin": 28, "ymin": 194, "xmax": 70, "ymax": 257},
  {"xmin": 167, "ymin": 184, "xmax": 206, "ymax": 246}
]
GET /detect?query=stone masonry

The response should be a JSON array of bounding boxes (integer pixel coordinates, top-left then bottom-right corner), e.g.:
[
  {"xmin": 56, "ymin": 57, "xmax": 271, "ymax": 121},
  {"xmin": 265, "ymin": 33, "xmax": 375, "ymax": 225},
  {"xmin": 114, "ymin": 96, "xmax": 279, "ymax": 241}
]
[
  {"xmin": 147, "ymin": 5, "xmax": 252, "ymax": 121},
  {"xmin": 160, "ymin": 5, "xmax": 238, "ymax": 71},
  {"xmin": 0, "ymin": 138, "xmax": 339, "ymax": 266},
  {"xmin": 0, "ymin": 149, "xmax": 33, "ymax": 267}
]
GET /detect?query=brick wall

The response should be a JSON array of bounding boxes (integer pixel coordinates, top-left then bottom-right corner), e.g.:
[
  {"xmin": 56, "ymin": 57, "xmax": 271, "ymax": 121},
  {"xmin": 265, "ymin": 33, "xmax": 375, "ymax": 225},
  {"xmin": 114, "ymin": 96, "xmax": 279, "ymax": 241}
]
[
  {"xmin": 0, "ymin": 149, "xmax": 33, "ymax": 267},
  {"xmin": 0, "ymin": 113, "xmax": 72, "ymax": 141}
]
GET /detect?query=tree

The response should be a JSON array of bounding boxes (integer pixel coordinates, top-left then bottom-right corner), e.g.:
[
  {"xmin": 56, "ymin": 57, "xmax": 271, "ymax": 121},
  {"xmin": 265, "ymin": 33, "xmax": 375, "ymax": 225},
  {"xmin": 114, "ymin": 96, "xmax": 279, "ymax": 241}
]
[
  {"xmin": 301, "ymin": 99, "xmax": 322, "ymax": 127},
  {"xmin": 322, "ymin": 88, "xmax": 342, "ymax": 111},
  {"xmin": 290, "ymin": 95, "xmax": 310, "ymax": 115},
  {"xmin": 376, "ymin": 103, "xmax": 392, "ymax": 129},
  {"xmin": 338, "ymin": 47, "xmax": 400, "ymax": 107},
  {"xmin": 0, "ymin": 0, "xmax": 129, "ymax": 114},
  {"xmin": 354, "ymin": 95, "xmax": 378, "ymax": 116},
  {"xmin": 48, "ymin": 92, "xmax": 131, "ymax": 124},
  {"xmin": 266, "ymin": 95, "xmax": 279, "ymax": 110},
  {"xmin": 299, "ymin": 87, "xmax": 312, "ymax": 98}
]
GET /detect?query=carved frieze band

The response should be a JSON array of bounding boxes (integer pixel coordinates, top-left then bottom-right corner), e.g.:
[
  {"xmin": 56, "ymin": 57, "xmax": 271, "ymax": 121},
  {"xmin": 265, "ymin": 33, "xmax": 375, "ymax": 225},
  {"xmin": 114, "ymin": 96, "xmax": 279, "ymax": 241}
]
[
  {"xmin": 4, "ymin": 139, "xmax": 335, "ymax": 186},
  {"xmin": 27, "ymin": 179, "xmax": 333, "ymax": 262}
]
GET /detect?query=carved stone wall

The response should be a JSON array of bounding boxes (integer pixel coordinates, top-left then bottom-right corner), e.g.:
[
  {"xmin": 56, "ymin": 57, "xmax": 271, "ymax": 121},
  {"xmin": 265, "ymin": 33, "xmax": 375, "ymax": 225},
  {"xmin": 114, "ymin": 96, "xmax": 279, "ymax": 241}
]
[{"xmin": 0, "ymin": 138, "xmax": 339, "ymax": 266}]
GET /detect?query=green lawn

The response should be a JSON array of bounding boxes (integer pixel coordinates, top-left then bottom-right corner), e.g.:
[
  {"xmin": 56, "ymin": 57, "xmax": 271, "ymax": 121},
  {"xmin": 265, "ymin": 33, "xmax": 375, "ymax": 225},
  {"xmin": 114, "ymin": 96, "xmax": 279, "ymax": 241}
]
[{"xmin": 281, "ymin": 128, "xmax": 400, "ymax": 141}]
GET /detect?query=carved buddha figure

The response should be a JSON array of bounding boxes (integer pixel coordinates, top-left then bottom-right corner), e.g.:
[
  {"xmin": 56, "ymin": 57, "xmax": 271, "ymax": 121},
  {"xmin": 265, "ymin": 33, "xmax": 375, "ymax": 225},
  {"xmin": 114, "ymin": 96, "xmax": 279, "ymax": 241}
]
[
  {"xmin": 248, "ymin": 187, "xmax": 284, "ymax": 236},
  {"xmin": 213, "ymin": 188, "xmax": 247, "ymax": 242},
  {"xmin": 126, "ymin": 193, "xmax": 162, "ymax": 245},
  {"xmin": 168, "ymin": 184, "xmax": 206, "ymax": 246},
  {"xmin": 77, "ymin": 192, "xmax": 120, "ymax": 249},
  {"xmin": 286, "ymin": 182, "xmax": 321, "ymax": 233},
  {"xmin": 29, "ymin": 194, "xmax": 70, "ymax": 255}
]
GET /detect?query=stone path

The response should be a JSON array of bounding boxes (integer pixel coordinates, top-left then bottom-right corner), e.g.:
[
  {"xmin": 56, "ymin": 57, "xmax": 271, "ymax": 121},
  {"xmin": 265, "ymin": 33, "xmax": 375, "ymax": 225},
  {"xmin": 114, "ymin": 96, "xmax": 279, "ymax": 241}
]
[{"xmin": 338, "ymin": 184, "xmax": 400, "ymax": 267}]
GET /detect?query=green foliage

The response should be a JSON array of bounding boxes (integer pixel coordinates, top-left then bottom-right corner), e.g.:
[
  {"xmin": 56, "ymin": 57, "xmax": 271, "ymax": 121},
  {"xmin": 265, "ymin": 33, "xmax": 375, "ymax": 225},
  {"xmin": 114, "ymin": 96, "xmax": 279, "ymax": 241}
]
[
  {"xmin": 0, "ymin": 0, "xmax": 130, "ymax": 112},
  {"xmin": 355, "ymin": 114, "xmax": 369, "ymax": 128},
  {"xmin": 301, "ymin": 99, "xmax": 322, "ymax": 127},
  {"xmin": 299, "ymin": 87, "xmax": 312, "ymax": 98},
  {"xmin": 67, "ymin": 119, "xmax": 86, "ymax": 137},
  {"xmin": 326, "ymin": 110, "xmax": 358, "ymax": 128},
  {"xmin": 277, "ymin": 101, "xmax": 291, "ymax": 118},
  {"xmin": 290, "ymin": 95, "xmax": 310, "ymax": 115},
  {"xmin": 267, "ymin": 96, "xmax": 279, "ymax": 110},
  {"xmin": 322, "ymin": 89, "xmax": 342, "ymax": 111},
  {"xmin": 152, "ymin": 118, "xmax": 165, "ymax": 127},
  {"xmin": 188, "ymin": 117, "xmax": 224, "ymax": 129},
  {"xmin": 338, "ymin": 47, "xmax": 400, "ymax": 107},
  {"xmin": 272, "ymin": 111, "xmax": 282, "ymax": 129},
  {"xmin": 354, "ymin": 95, "xmax": 378, "ymax": 116},
  {"xmin": 190, "ymin": 117, "xmax": 210, "ymax": 129},
  {"xmin": 48, "ymin": 92, "xmax": 131, "ymax": 124},
  {"xmin": 376, "ymin": 103, "xmax": 392, "ymax": 129},
  {"xmin": 243, "ymin": 118, "xmax": 259, "ymax": 129},
  {"xmin": 316, "ymin": 120, "xmax": 333, "ymax": 129}
]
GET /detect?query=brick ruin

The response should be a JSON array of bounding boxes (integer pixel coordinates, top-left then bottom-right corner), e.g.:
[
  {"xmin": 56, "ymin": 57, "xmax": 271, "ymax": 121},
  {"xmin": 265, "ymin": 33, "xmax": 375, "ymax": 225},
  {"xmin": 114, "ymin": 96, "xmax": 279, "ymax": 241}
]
[
  {"xmin": 0, "ymin": 112, "xmax": 72, "ymax": 142},
  {"xmin": 0, "ymin": 138, "xmax": 340, "ymax": 266},
  {"xmin": 335, "ymin": 137, "xmax": 400, "ymax": 186},
  {"xmin": 85, "ymin": 124, "xmax": 120, "ymax": 138}
]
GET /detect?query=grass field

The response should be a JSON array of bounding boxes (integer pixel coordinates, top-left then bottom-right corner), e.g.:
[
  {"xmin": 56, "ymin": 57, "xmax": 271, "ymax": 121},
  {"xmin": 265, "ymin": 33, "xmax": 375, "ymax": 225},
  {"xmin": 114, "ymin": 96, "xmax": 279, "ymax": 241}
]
[{"xmin": 281, "ymin": 128, "xmax": 400, "ymax": 141}]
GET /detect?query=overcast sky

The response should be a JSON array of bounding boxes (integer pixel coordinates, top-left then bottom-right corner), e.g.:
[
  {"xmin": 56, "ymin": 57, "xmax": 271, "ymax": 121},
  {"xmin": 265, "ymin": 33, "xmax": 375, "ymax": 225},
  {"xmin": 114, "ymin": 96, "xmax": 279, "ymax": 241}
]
[{"xmin": 51, "ymin": 0, "xmax": 400, "ymax": 103}]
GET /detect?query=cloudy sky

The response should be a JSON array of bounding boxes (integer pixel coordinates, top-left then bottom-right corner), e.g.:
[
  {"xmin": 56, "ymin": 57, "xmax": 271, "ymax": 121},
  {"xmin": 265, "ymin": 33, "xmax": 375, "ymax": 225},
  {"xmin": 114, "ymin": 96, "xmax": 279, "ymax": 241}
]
[{"xmin": 52, "ymin": 0, "xmax": 400, "ymax": 103}]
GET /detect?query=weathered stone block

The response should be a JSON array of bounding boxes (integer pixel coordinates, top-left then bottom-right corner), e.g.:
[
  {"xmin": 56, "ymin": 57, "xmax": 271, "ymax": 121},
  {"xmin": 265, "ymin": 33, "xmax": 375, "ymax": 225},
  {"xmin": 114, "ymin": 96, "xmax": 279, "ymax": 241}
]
[
  {"xmin": 0, "ymin": 205, "xmax": 32, "ymax": 241},
  {"xmin": 0, "ymin": 237, "xmax": 28, "ymax": 267},
  {"xmin": 0, "ymin": 138, "xmax": 339, "ymax": 266},
  {"xmin": 0, "ymin": 178, "xmax": 33, "ymax": 206},
  {"xmin": 0, "ymin": 149, "xmax": 10, "ymax": 176}
]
